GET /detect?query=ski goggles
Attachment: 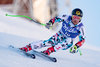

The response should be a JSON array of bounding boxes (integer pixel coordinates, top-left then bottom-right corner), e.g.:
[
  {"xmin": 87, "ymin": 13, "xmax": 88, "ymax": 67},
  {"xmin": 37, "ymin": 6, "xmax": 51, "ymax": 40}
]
[{"xmin": 72, "ymin": 15, "xmax": 82, "ymax": 20}]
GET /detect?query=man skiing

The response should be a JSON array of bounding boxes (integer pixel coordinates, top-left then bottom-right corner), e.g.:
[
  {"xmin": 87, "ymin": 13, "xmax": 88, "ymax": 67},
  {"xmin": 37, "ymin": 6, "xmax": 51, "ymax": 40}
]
[{"xmin": 20, "ymin": 8, "xmax": 85, "ymax": 55}]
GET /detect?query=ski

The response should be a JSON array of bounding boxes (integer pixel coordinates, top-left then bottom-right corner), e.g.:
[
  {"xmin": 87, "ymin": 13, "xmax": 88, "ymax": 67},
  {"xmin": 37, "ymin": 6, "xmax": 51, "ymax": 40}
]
[
  {"xmin": 9, "ymin": 45, "xmax": 57, "ymax": 62},
  {"xmin": 9, "ymin": 45, "xmax": 35, "ymax": 59},
  {"xmin": 28, "ymin": 49, "xmax": 57, "ymax": 62}
]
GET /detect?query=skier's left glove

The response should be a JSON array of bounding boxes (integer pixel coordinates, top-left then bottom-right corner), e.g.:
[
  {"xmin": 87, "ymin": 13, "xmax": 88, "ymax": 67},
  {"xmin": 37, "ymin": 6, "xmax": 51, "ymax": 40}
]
[{"xmin": 70, "ymin": 45, "xmax": 78, "ymax": 53}]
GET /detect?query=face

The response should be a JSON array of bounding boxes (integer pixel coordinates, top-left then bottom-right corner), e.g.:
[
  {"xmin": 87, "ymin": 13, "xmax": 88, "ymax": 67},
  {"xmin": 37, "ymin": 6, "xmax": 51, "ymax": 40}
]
[{"xmin": 72, "ymin": 15, "xmax": 81, "ymax": 25}]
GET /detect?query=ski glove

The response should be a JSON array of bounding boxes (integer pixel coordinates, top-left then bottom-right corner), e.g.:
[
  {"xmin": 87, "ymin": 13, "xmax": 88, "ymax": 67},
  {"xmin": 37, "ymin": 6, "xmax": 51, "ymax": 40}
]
[
  {"xmin": 45, "ymin": 22, "xmax": 52, "ymax": 29},
  {"xmin": 70, "ymin": 45, "xmax": 78, "ymax": 53}
]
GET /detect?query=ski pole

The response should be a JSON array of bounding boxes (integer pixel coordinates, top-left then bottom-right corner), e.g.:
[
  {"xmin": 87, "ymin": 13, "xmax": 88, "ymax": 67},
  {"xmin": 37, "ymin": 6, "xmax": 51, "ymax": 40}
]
[
  {"xmin": 78, "ymin": 48, "xmax": 82, "ymax": 56},
  {"xmin": 74, "ymin": 46, "xmax": 82, "ymax": 56},
  {"xmin": 74, "ymin": 45, "xmax": 82, "ymax": 56},
  {"xmin": 5, "ymin": 14, "xmax": 46, "ymax": 26},
  {"xmin": 5, "ymin": 14, "xmax": 33, "ymax": 20}
]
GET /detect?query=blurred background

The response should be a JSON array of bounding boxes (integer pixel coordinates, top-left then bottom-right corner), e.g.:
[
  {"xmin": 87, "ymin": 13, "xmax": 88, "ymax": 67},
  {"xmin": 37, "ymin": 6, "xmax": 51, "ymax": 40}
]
[{"xmin": 0, "ymin": 0, "xmax": 100, "ymax": 48}]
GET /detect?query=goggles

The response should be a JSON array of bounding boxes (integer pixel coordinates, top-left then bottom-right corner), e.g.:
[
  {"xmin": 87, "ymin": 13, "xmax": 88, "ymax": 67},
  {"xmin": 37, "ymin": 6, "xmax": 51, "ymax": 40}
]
[{"xmin": 72, "ymin": 15, "xmax": 81, "ymax": 20}]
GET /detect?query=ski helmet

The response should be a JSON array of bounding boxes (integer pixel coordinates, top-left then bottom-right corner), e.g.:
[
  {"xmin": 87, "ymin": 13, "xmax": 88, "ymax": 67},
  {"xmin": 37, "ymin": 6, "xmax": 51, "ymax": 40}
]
[{"xmin": 72, "ymin": 8, "xmax": 83, "ymax": 17}]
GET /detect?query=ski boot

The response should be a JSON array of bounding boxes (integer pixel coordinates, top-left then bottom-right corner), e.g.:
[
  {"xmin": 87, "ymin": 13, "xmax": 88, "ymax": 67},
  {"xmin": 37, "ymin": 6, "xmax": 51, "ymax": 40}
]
[
  {"xmin": 42, "ymin": 46, "xmax": 55, "ymax": 55},
  {"xmin": 19, "ymin": 44, "xmax": 32, "ymax": 52}
]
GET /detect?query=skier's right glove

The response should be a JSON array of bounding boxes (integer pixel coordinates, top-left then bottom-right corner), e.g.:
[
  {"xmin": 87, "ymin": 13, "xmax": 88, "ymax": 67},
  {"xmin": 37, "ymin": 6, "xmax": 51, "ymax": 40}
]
[{"xmin": 45, "ymin": 22, "xmax": 52, "ymax": 29}]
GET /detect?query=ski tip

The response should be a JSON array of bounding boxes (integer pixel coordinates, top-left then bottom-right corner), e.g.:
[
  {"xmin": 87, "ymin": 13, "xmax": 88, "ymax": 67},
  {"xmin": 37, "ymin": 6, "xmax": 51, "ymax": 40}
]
[
  {"xmin": 52, "ymin": 58, "xmax": 57, "ymax": 62},
  {"xmin": 31, "ymin": 54, "xmax": 36, "ymax": 59}
]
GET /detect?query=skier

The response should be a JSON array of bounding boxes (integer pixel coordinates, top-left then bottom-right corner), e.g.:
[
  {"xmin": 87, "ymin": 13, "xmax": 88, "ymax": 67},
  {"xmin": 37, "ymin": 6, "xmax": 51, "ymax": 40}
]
[{"xmin": 20, "ymin": 8, "xmax": 85, "ymax": 55}]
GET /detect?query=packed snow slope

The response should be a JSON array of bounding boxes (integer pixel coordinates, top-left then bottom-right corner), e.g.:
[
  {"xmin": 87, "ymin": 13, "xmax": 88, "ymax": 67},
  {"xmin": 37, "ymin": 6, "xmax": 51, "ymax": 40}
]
[{"xmin": 0, "ymin": 10, "xmax": 100, "ymax": 67}]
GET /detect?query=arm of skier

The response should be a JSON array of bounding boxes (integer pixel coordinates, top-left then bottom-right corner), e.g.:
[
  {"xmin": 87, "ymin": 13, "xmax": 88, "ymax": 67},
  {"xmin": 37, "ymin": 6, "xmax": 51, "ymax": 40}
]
[
  {"xmin": 75, "ymin": 26, "xmax": 85, "ymax": 48},
  {"xmin": 70, "ymin": 26, "xmax": 85, "ymax": 53},
  {"xmin": 45, "ymin": 16, "xmax": 63, "ymax": 29}
]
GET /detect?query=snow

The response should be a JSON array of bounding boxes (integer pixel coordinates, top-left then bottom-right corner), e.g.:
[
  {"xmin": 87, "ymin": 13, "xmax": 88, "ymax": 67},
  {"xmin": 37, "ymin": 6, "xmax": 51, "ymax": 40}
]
[{"xmin": 0, "ymin": 10, "xmax": 100, "ymax": 67}]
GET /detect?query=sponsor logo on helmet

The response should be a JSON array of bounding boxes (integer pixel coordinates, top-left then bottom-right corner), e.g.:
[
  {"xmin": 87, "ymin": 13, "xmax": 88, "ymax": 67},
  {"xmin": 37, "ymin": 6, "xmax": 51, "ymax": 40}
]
[{"xmin": 76, "ymin": 11, "xmax": 80, "ymax": 15}]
